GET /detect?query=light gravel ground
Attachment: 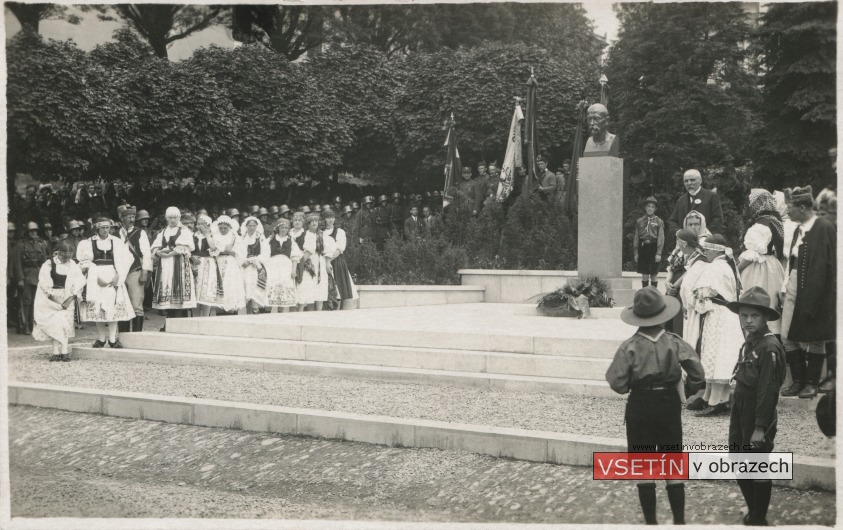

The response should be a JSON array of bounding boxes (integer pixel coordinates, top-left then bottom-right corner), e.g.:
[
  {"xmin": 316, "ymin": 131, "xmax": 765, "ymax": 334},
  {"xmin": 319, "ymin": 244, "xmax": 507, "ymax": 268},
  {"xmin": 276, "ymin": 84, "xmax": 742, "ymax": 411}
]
[
  {"xmin": 9, "ymin": 351, "xmax": 834, "ymax": 459},
  {"xmin": 9, "ymin": 407, "xmax": 836, "ymax": 524}
]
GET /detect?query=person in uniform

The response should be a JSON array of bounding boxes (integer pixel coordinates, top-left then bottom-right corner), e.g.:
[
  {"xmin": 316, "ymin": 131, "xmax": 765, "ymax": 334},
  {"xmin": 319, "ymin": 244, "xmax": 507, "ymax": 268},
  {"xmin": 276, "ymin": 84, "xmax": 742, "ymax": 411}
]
[
  {"xmin": 118, "ymin": 205, "xmax": 152, "ymax": 332},
  {"xmin": 633, "ymin": 196, "xmax": 665, "ymax": 289},
  {"xmin": 355, "ymin": 196, "xmax": 376, "ymax": 245},
  {"xmin": 42, "ymin": 222, "xmax": 58, "ymax": 251},
  {"xmin": 257, "ymin": 207, "xmax": 271, "ymax": 235},
  {"xmin": 374, "ymin": 194, "xmax": 390, "ymax": 250},
  {"xmin": 726, "ymin": 286, "xmax": 786, "ymax": 526},
  {"xmin": 32, "ymin": 239, "xmax": 86, "ymax": 361},
  {"xmin": 606, "ymin": 287, "xmax": 705, "ymax": 525},
  {"xmin": 7, "ymin": 222, "xmax": 21, "ymax": 332},
  {"xmin": 388, "ymin": 193, "xmax": 404, "ymax": 236},
  {"xmin": 269, "ymin": 206, "xmax": 280, "ymax": 222},
  {"xmin": 535, "ymin": 156, "xmax": 558, "ymax": 203},
  {"xmin": 12, "ymin": 222, "xmax": 50, "ymax": 335},
  {"xmin": 76, "ymin": 217, "xmax": 136, "ymax": 348}
]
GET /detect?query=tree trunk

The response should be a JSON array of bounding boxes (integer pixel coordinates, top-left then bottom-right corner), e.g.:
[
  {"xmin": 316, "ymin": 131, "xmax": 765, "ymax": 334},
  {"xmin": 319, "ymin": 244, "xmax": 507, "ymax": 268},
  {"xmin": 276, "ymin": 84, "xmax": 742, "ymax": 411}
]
[
  {"xmin": 8, "ymin": 4, "xmax": 42, "ymax": 33},
  {"xmin": 149, "ymin": 36, "xmax": 169, "ymax": 59}
]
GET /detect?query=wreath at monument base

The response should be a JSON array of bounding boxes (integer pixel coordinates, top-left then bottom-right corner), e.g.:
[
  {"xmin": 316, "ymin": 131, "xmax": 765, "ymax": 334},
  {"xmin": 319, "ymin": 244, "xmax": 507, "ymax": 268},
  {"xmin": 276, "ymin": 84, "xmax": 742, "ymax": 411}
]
[{"xmin": 536, "ymin": 277, "xmax": 615, "ymax": 318}]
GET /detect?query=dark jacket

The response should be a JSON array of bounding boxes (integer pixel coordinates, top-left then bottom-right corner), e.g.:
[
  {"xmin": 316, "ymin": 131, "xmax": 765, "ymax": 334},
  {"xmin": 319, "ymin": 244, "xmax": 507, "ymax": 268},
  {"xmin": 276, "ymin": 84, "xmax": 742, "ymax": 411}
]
[
  {"xmin": 668, "ymin": 188, "xmax": 724, "ymax": 234},
  {"xmin": 788, "ymin": 216, "xmax": 836, "ymax": 342},
  {"xmin": 403, "ymin": 216, "xmax": 422, "ymax": 240},
  {"xmin": 733, "ymin": 327, "xmax": 786, "ymax": 430}
]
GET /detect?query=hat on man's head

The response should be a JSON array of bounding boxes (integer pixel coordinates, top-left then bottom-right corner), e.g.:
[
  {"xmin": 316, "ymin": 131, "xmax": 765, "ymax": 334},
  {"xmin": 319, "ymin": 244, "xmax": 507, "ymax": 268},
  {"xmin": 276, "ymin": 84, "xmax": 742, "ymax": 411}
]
[
  {"xmin": 301, "ymin": 206, "xmax": 311, "ymax": 214},
  {"xmin": 269, "ymin": 206, "xmax": 279, "ymax": 214},
  {"xmin": 26, "ymin": 222, "xmax": 39, "ymax": 232},
  {"xmin": 787, "ymin": 186, "xmax": 815, "ymax": 208},
  {"xmin": 181, "ymin": 212, "xmax": 196, "ymax": 223},
  {"xmin": 250, "ymin": 205, "xmax": 260, "ymax": 214},
  {"xmin": 342, "ymin": 205, "xmax": 352, "ymax": 214},
  {"xmin": 135, "ymin": 210, "xmax": 150, "ymax": 222},
  {"xmin": 117, "ymin": 204, "xmax": 137, "ymax": 219},
  {"xmin": 392, "ymin": 192, "xmax": 402, "ymax": 199},
  {"xmin": 43, "ymin": 222, "xmax": 52, "ymax": 229},
  {"xmin": 258, "ymin": 207, "xmax": 269, "ymax": 217},
  {"xmin": 378, "ymin": 194, "xmax": 388, "ymax": 203},
  {"xmin": 620, "ymin": 286, "xmax": 681, "ymax": 327},
  {"xmin": 228, "ymin": 208, "xmax": 240, "ymax": 218},
  {"xmin": 726, "ymin": 286, "xmax": 780, "ymax": 321},
  {"xmin": 67, "ymin": 220, "xmax": 83, "ymax": 230},
  {"xmin": 640, "ymin": 196, "xmax": 658, "ymax": 208},
  {"xmin": 8, "ymin": 222, "xmax": 16, "ymax": 232},
  {"xmin": 279, "ymin": 205, "xmax": 291, "ymax": 215},
  {"xmin": 536, "ymin": 155, "xmax": 547, "ymax": 163}
]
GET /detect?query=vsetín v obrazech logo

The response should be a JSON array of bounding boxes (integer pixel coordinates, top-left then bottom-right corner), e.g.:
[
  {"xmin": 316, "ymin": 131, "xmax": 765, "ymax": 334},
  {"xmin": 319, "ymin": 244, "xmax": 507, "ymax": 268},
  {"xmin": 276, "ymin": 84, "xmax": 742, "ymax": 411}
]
[{"xmin": 593, "ymin": 452, "xmax": 793, "ymax": 481}]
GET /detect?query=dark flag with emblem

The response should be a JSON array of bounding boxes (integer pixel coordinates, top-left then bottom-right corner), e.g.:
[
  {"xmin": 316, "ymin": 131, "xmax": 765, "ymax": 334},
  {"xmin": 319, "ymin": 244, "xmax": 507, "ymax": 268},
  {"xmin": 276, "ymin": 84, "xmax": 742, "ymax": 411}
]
[
  {"xmin": 442, "ymin": 113, "xmax": 462, "ymax": 207},
  {"xmin": 564, "ymin": 100, "xmax": 589, "ymax": 218},
  {"xmin": 522, "ymin": 72, "xmax": 539, "ymax": 195}
]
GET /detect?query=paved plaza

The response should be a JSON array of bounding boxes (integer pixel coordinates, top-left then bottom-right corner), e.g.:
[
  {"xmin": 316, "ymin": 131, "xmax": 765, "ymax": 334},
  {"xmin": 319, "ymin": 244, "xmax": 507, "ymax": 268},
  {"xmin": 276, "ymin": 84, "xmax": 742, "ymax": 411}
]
[{"xmin": 8, "ymin": 406, "xmax": 836, "ymax": 524}]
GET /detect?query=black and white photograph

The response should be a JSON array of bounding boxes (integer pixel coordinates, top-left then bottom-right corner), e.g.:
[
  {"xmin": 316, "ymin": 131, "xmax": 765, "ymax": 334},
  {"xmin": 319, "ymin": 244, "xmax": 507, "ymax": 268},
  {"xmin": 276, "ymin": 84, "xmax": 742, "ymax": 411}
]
[{"xmin": 1, "ymin": 0, "xmax": 838, "ymax": 527}]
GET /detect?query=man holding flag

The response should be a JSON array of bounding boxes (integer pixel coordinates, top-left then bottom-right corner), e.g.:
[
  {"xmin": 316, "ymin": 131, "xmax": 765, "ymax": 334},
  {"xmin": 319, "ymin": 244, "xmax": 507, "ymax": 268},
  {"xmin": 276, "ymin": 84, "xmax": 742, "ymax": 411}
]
[
  {"xmin": 496, "ymin": 99, "xmax": 524, "ymax": 204},
  {"xmin": 442, "ymin": 113, "xmax": 463, "ymax": 210}
]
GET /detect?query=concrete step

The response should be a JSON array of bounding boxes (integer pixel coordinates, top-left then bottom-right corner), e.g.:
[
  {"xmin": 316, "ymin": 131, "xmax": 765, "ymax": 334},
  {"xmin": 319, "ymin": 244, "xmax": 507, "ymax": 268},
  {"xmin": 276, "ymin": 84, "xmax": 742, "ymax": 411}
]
[
  {"xmin": 161, "ymin": 308, "xmax": 633, "ymax": 356},
  {"xmin": 114, "ymin": 333, "xmax": 615, "ymax": 379},
  {"xmin": 9, "ymin": 382, "xmax": 833, "ymax": 492},
  {"xmin": 71, "ymin": 347, "xmax": 618, "ymax": 397}
]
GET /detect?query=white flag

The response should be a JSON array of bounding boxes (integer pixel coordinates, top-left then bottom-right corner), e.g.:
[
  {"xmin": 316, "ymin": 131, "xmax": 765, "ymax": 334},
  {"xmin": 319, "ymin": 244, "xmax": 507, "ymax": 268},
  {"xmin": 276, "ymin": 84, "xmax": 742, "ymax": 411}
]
[{"xmin": 496, "ymin": 104, "xmax": 524, "ymax": 202}]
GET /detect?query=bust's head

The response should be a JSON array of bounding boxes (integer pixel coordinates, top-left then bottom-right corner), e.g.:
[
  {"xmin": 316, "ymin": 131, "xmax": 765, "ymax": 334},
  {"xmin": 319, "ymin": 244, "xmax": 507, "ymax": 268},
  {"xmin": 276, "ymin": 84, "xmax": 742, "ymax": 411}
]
[{"xmin": 587, "ymin": 104, "xmax": 610, "ymax": 140}]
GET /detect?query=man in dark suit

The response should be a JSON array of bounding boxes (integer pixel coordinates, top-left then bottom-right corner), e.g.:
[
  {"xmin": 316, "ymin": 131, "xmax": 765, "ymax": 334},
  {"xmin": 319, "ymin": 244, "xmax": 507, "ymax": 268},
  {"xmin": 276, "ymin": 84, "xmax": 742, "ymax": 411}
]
[
  {"xmin": 668, "ymin": 169, "xmax": 724, "ymax": 234},
  {"xmin": 404, "ymin": 205, "xmax": 422, "ymax": 241}
]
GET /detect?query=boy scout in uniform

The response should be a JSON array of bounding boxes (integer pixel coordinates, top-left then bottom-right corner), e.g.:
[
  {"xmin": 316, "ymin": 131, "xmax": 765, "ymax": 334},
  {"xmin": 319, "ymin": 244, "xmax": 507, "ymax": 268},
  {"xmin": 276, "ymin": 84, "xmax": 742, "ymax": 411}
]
[
  {"xmin": 606, "ymin": 287, "xmax": 705, "ymax": 525},
  {"xmin": 726, "ymin": 286, "xmax": 786, "ymax": 526}
]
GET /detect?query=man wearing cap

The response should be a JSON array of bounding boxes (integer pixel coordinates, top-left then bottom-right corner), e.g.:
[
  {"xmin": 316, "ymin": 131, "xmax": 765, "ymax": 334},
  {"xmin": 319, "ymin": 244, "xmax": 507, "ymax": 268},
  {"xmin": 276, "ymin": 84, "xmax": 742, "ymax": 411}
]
[
  {"xmin": 13, "ymin": 222, "xmax": 50, "ymax": 334},
  {"xmin": 388, "ymin": 193, "xmax": 404, "ymax": 237},
  {"xmin": 668, "ymin": 169, "xmax": 724, "ymax": 234},
  {"xmin": 118, "ymin": 205, "xmax": 152, "ymax": 333},
  {"xmin": 535, "ymin": 156, "xmax": 558, "ymax": 203},
  {"xmin": 332, "ymin": 196, "xmax": 343, "ymax": 213},
  {"xmin": 633, "ymin": 196, "xmax": 665, "ymax": 289},
  {"xmin": 780, "ymin": 185, "xmax": 837, "ymax": 398},
  {"xmin": 269, "ymin": 206, "xmax": 280, "ymax": 221},
  {"xmin": 258, "ymin": 207, "xmax": 270, "ymax": 234},
  {"xmin": 456, "ymin": 167, "xmax": 477, "ymax": 215},
  {"xmin": 606, "ymin": 287, "xmax": 705, "ymax": 525},
  {"xmin": 725, "ymin": 286, "xmax": 786, "ymax": 526},
  {"xmin": 279, "ymin": 205, "xmax": 291, "ymax": 221},
  {"xmin": 374, "ymin": 195, "xmax": 390, "ymax": 250},
  {"xmin": 355, "ymin": 196, "xmax": 376, "ymax": 245},
  {"xmin": 42, "ymin": 223, "xmax": 58, "ymax": 251}
]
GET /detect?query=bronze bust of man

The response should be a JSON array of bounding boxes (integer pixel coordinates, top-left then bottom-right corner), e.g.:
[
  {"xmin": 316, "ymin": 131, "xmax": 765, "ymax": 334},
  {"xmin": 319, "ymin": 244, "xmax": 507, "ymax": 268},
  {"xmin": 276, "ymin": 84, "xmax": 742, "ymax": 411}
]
[{"xmin": 583, "ymin": 103, "xmax": 620, "ymax": 157}]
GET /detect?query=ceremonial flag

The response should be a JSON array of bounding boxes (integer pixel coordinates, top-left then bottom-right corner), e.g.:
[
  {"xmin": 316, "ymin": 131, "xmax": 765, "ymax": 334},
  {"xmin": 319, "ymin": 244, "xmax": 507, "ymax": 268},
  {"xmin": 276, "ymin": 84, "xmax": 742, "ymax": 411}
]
[
  {"xmin": 522, "ymin": 73, "xmax": 539, "ymax": 195},
  {"xmin": 442, "ymin": 113, "xmax": 462, "ymax": 207},
  {"xmin": 564, "ymin": 101, "xmax": 589, "ymax": 218},
  {"xmin": 496, "ymin": 101, "xmax": 524, "ymax": 202}
]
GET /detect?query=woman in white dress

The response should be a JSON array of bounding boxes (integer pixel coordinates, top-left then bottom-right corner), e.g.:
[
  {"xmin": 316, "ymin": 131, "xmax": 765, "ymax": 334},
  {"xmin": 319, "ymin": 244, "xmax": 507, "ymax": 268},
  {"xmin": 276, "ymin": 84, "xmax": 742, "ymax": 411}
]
[
  {"xmin": 691, "ymin": 234, "xmax": 744, "ymax": 416},
  {"xmin": 322, "ymin": 208, "xmax": 358, "ymax": 309},
  {"xmin": 191, "ymin": 214, "xmax": 221, "ymax": 317},
  {"xmin": 737, "ymin": 189, "xmax": 786, "ymax": 335},
  {"xmin": 265, "ymin": 218, "xmax": 302, "ymax": 312},
  {"xmin": 673, "ymin": 229, "xmax": 710, "ymax": 410},
  {"xmin": 289, "ymin": 211, "xmax": 306, "ymax": 245},
  {"xmin": 76, "ymin": 217, "xmax": 136, "ymax": 348},
  {"xmin": 150, "ymin": 207, "xmax": 196, "ymax": 331},
  {"xmin": 295, "ymin": 213, "xmax": 329, "ymax": 311},
  {"xmin": 200, "ymin": 215, "xmax": 245, "ymax": 314},
  {"xmin": 236, "ymin": 216, "xmax": 269, "ymax": 314},
  {"xmin": 33, "ymin": 239, "xmax": 86, "ymax": 361}
]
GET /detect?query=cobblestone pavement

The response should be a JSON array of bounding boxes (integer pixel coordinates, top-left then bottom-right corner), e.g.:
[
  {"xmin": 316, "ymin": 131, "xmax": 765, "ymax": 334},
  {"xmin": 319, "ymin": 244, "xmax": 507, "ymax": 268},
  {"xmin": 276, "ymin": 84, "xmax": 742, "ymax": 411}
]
[{"xmin": 9, "ymin": 407, "xmax": 835, "ymax": 525}]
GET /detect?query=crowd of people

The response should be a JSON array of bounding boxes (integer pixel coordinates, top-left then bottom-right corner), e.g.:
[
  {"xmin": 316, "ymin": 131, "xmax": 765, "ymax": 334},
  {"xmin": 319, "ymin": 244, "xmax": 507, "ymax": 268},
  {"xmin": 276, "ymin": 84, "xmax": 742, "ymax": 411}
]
[{"xmin": 614, "ymin": 169, "xmax": 836, "ymax": 525}]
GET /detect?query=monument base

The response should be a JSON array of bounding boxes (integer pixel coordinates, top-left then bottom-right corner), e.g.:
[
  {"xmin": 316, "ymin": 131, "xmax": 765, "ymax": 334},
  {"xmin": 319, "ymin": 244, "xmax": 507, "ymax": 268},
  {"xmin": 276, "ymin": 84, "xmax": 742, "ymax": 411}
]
[{"xmin": 577, "ymin": 157, "xmax": 623, "ymax": 278}]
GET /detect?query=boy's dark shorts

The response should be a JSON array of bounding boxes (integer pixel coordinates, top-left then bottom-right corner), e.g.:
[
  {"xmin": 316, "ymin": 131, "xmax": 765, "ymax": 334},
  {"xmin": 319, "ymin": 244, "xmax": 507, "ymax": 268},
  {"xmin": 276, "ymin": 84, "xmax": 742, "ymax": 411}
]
[
  {"xmin": 626, "ymin": 388, "xmax": 683, "ymax": 451},
  {"xmin": 729, "ymin": 386, "xmax": 777, "ymax": 453}
]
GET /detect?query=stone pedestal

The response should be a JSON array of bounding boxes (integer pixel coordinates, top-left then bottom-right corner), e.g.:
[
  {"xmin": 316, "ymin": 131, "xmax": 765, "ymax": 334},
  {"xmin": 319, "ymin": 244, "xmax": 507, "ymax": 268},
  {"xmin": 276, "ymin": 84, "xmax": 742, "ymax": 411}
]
[{"xmin": 577, "ymin": 157, "xmax": 623, "ymax": 278}]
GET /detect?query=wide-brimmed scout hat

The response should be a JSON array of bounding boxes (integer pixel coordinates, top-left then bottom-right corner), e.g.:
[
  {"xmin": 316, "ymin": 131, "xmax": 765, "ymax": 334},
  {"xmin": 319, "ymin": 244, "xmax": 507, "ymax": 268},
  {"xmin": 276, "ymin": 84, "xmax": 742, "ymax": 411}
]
[
  {"xmin": 640, "ymin": 196, "xmax": 658, "ymax": 208},
  {"xmin": 620, "ymin": 286, "xmax": 681, "ymax": 327},
  {"xmin": 726, "ymin": 286, "xmax": 780, "ymax": 321}
]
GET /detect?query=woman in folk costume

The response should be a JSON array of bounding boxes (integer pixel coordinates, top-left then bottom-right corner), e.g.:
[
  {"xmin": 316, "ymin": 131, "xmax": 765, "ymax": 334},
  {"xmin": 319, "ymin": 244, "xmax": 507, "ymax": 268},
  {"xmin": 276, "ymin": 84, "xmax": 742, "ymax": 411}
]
[
  {"xmin": 265, "ymin": 218, "xmax": 302, "ymax": 312},
  {"xmin": 76, "ymin": 217, "xmax": 136, "ymax": 348},
  {"xmin": 191, "ymin": 214, "xmax": 223, "ymax": 317},
  {"xmin": 737, "ymin": 189, "xmax": 786, "ymax": 335},
  {"xmin": 33, "ymin": 240, "xmax": 86, "ymax": 361},
  {"xmin": 665, "ymin": 211, "xmax": 714, "ymax": 334},
  {"xmin": 236, "ymin": 216, "xmax": 270, "ymax": 314},
  {"xmin": 690, "ymin": 234, "xmax": 744, "ymax": 416},
  {"xmin": 322, "ymin": 208, "xmax": 358, "ymax": 309},
  {"xmin": 289, "ymin": 211, "xmax": 306, "ymax": 244},
  {"xmin": 196, "ymin": 215, "xmax": 246, "ymax": 314},
  {"xmin": 673, "ymin": 229, "xmax": 710, "ymax": 410},
  {"xmin": 295, "ymin": 213, "xmax": 329, "ymax": 311},
  {"xmin": 150, "ymin": 207, "xmax": 196, "ymax": 331}
]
